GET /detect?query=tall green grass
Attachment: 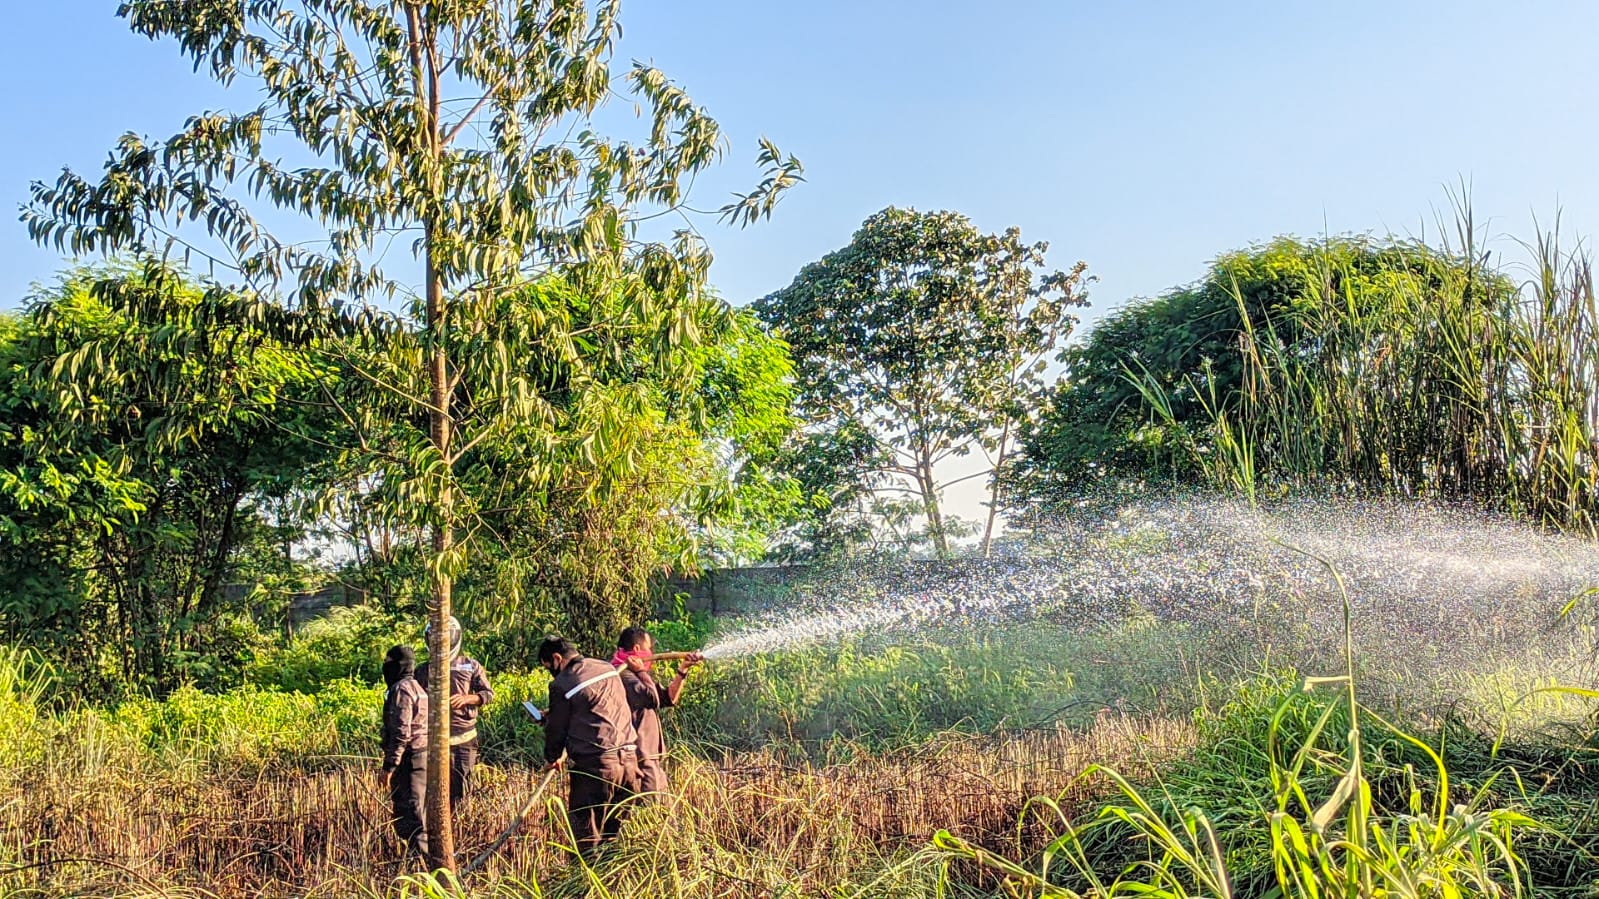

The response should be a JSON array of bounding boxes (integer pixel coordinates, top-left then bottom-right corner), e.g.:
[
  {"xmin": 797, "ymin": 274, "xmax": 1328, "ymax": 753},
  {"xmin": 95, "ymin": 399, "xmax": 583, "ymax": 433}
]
[
  {"xmin": 932, "ymin": 552, "xmax": 1567, "ymax": 898},
  {"xmin": 934, "ymin": 681, "xmax": 1540, "ymax": 897},
  {"xmin": 4, "ymin": 566, "xmax": 1599, "ymax": 897},
  {"xmin": 1132, "ymin": 210, "xmax": 1599, "ymax": 532}
]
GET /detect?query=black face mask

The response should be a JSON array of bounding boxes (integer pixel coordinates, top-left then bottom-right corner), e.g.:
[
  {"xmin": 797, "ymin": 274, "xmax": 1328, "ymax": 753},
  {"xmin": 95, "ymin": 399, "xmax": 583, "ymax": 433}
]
[{"xmin": 383, "ymin": 648, "xmax": 415, "ymax": 686}]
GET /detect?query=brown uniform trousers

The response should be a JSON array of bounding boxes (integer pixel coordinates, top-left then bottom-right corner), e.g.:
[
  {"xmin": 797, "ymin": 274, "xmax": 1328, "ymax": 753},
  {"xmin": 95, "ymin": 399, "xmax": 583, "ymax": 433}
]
[
  {"xmin": 390, "ymin": 749, "xmax": 429, "ymax": 857},
  {"xmin": 568, "ymin": 748, "xmax": 643, "ymax": 854},
  {"xmin": 545, "ymin": 657, "xmax": 644, "ymax": 858}
]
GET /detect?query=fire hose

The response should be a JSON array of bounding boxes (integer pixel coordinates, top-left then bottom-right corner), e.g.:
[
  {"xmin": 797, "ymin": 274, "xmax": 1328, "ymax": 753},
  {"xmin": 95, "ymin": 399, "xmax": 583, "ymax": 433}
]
[
  {"xmin": 643, "ymin": 651, "xmax": 700, "ymax": 662},
  {"xmin": 461, "ymin": 765, "xmax": 561, "ymax": 877}
]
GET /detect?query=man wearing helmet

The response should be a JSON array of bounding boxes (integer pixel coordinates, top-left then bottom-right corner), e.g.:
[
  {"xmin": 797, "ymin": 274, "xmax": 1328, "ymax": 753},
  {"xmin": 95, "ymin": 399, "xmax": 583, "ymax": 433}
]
[{"xmin": 415, "ymin": 616, "xmax": 495, "ymax": 807}]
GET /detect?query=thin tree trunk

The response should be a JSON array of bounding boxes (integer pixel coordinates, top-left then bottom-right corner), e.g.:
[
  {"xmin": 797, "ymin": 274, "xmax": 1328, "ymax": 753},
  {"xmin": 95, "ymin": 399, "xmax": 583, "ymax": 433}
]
[
  {"xmin": 410, "ymin": 2, "xmax": 456, "ymax": 870},
  {"xmin": 424, "ymin": 241, "xmax": 456, "ymax": 871},
  {"xmin": 917, "ymin": 452, "xmax": 949, "ymax": 559},
  {"xmin": 980, "ymin": 419, "xmax": 1011, "ymax": 558},
  {"xmin": 197, "ymin": 479, "xmax": 247, "ymax": 620}
]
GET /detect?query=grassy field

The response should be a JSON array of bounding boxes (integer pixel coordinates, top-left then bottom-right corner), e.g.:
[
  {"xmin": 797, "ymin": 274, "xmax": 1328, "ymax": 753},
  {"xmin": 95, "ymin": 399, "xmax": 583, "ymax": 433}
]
[
  {"xmin": 3, "ymin": 577, "xmax": 1598, "ymax": 898},
  {"xmin": 3, "ymin": 498, "xmax": 1599, "ymax": 897}
]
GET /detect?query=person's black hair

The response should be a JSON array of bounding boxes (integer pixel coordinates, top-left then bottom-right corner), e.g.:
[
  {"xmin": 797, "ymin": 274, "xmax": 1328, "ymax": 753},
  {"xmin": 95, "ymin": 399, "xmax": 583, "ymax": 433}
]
[
  {"xmin": 537, "ymin": 636, "xmax": 578, "ymax": 667},
  {"xmin": 385, "ymin": 645, "xmax": 415, "ymax": 665},
  {"xmin": 617, "ymin": 626, "xmax": 650, "ymax": 651}
]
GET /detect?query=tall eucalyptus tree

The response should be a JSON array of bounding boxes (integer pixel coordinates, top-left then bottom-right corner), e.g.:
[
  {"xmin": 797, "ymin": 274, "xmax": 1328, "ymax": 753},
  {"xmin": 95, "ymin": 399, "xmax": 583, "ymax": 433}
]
[{"xmin": 25, "ymin": 0, "xmax": 799, "ymax": 867}]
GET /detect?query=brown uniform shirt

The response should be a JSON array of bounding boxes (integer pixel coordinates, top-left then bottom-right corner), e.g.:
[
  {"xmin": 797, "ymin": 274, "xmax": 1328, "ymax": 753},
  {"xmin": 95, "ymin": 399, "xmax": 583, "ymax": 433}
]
[
  {"xmin": 619, "ymin": 669, "xmax": 674, "ymax": 760},
  {"xmin": 544, "ymin": 656, "xmax": 638, "ymax": 765},
  {"xmin": 381, "ymin": 676, "xmax": 428, "ymax": 770},
  {"xmin": 415, "ymin": 656, "xmax": 494, "ymax": 737}
]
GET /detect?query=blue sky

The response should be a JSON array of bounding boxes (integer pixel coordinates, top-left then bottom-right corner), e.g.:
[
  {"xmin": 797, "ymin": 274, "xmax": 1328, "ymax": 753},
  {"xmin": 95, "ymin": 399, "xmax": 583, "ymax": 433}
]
[
  {"xmin": 5, "ymin": 0, "xmax": 1597, "ymax": 527},
  {"xmin": 7, "ymin": 1, "xmax": 1599, "ymax": 327}
]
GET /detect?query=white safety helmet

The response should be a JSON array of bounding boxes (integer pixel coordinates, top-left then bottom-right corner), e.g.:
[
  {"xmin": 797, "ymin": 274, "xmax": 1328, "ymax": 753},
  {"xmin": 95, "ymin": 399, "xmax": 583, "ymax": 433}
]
[{"xmin": 425, "ymin": 615, "xmax": 463, "ymax": 659}]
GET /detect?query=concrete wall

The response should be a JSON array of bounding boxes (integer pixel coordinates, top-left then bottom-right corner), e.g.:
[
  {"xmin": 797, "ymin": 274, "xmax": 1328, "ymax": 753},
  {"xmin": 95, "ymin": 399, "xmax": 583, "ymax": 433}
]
[
  {"xmin": 225, "ymin": 583, "xmax": 363, "ymax": 635},
  {"xmin": 656, "ymin": 559, "xmax": 997, "ymax": 617},
  {"xmin": 658, "ymin": 565, "xmax": 808, "ymax": 616},
  {"xmin": 287, "ymin": 584, "xmax": 361, "ymax": 631}
]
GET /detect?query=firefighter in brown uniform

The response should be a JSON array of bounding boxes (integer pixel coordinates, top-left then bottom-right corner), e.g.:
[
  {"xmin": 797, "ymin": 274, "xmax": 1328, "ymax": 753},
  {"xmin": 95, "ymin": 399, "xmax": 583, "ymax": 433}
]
[
  {"xmin": 378, "ymin": 645, "xmax": 429, "ymax": 857},
  {"xmin": 414, "ymin": 616, "xmax": 494, "ymax": 806},
  {"xmin": 613, "ymin": 626, "xmax": 702, "ymax": 793},
  {"xmin": 537, "ymin": 635, "xmax": 643, "ymax": 858}
]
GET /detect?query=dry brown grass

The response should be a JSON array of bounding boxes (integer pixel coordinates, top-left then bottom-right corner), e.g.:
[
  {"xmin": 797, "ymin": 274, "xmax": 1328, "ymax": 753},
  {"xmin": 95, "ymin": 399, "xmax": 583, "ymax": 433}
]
[{"xmin": 0, "ymin": 715, "xmax": 1195, "ymax": 898}]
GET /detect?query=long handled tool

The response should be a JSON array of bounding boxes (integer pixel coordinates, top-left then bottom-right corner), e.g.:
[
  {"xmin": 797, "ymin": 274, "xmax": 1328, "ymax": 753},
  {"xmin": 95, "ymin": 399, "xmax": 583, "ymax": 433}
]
[{"xmin": 461, "ymin": 766, "xmax": 561, "ymax": 877}]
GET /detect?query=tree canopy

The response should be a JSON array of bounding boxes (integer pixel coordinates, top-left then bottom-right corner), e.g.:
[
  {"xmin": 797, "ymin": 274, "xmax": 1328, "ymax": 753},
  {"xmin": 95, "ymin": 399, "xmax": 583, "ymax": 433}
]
[
  {"xmin": 1012, "ymin": 233, "xmax": 1596, "ymax": 527},
  {"xmin": 754, "ymin": 206, "xmax": 1086, "ymax": 559},
  {"xmin": 0, "ymin": 266, "xmax": 334, "ymax": 694}
]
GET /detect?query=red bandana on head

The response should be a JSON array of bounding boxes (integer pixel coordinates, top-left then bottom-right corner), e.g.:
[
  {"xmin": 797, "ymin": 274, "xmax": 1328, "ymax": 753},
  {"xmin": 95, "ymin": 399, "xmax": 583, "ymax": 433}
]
[{"xmin": 611, "ymin": 647, "xmax": 653, "ymax": 671}]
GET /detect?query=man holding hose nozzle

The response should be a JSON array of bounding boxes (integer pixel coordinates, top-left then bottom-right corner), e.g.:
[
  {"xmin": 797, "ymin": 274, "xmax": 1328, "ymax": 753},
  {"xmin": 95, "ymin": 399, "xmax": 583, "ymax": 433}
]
[
  {"xmin": 538, "ymin": 636, "xmax": 644, "ymax": 858},
  {"xmin": 613, "ymin": 626, "xmax": 703, "ymax": 793},
  {"xmin": 379, "ymin": 645, "xmax": 429, "ymax": 858}
]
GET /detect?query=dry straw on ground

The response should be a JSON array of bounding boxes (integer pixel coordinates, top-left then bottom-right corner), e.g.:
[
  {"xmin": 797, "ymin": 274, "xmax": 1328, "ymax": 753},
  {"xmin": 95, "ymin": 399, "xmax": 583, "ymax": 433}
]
[{"xmin": 0, "ymin": 715, "xmax": 1194, "ymax": 898}]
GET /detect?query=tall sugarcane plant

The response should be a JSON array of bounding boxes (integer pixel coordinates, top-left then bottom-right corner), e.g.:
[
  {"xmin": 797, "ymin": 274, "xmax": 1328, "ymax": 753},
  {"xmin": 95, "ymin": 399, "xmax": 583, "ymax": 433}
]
[{"xmin": 1126, "ymin": 211, "xmax": 1599, "ymax": 533}]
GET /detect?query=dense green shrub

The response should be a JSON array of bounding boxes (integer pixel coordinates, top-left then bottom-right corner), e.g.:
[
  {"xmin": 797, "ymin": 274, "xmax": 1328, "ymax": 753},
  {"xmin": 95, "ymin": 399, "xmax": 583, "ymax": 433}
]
[
  {"xmin": 109, "ymin": 681, "xmax": 381, "ymax": 768},
  {"xmin": 643, "ymin": 609, "xmax": 715, "ymax": 653},
  {"xmin": 245, "ymin": 605, "xmax": 416, "ymax": 693}
]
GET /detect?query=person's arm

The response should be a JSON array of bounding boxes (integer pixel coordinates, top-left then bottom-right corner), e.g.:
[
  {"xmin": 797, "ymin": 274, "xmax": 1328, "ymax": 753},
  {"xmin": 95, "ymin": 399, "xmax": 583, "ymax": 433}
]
[
  {"xmin": 381, "ymin": 689, "xmax": 405, "ymax": 771},
  {"xmin": 543, "ymin": 686, "xmax": 571, "ymax": 766},
  {"xmin": 402, "ymin": 685, "xmax": 428, "ymax": 757},
  {"xmin": 472, "ymin": 662, "xmax": 494, "ymax": 707},
  {"xmin": 663, "ymin": 654, "xmax": 702, "ymax": 706},
  {"xmin": 450, "ymin": 662, "xmax": 490, "ymax": 710}
]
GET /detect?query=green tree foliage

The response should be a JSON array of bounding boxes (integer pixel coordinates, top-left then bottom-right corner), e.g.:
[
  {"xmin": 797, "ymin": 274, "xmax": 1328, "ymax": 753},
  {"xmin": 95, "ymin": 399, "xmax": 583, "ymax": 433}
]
[
  {"xmin": 678, "ymin": 306, "xmax": 806, "ymax": 566},
  {"xmin": 24, "ymin": 2, "xmax": 799, "ymax": 863},
  {"xmin": 1019, "ymin": 229, "xmax": 1599, "ymax": 531},
  {"xmin": 1017, "ymin": 237, "xmax": 1338, "ymax": 498},
  {"xmin": 345, "ymin": 279, "xmax": 801, "ymax": 652},
  {"xmin": 755, "ymin": 207, "xmax": 1086, "ymax": 559},
  {"xmin": 0, "ymin": 267, "xmax": 333, "ymax": 696},
  {"xmin": 760, "ymin": 419, "xmax": 889, "ymax": 562}
]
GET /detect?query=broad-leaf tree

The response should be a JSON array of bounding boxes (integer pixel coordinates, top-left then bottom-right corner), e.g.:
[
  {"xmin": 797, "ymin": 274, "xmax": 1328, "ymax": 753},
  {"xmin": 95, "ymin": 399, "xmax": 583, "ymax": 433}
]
[
  {"xmin": 1014, "ymin": 235, "xmax": 1559, "ymax": 519},
  {"xmin": 1015, "ymin": 239, "xmax": 1325, "ymax": 498},
  {"xmin": 351, "ymin": 277, "xmax": 801, "ymax": 651},
  {"xmin": 754, "ymin": 207, "xmax": 1085, "ymax": 558},
  {"xmin": 25, "ymin": 0, "xmax": 799, "ymax": 867},
  {"xmin": 0, "ymin": 266, "xmax": 331, "ymax": 695}
]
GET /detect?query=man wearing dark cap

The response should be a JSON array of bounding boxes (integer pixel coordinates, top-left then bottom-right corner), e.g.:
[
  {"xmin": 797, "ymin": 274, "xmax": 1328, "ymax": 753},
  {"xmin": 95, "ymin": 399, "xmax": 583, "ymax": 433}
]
[
  {"xmin": 538, "ymin": 635, "xmax": 643, "ymax": 858},
  {"xmin": 415, "ymin": 615, "xmax": 494, "ymax": 807},
  {"xmin": 379, "ymin": 645, "xmax": 428, "ymax": 858}
]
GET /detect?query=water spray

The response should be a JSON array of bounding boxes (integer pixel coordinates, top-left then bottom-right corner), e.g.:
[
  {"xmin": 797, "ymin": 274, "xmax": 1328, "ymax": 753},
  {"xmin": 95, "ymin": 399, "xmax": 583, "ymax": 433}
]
[{"xmin": 693, "ymin": 496, "xmax": 1599, "ymax": 666}]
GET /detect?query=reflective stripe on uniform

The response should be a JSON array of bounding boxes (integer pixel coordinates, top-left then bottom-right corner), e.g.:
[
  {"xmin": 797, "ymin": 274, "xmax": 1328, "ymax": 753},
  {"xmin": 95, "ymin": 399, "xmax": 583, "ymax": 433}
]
[
  {"xmin": 563, "ymin": 668, "xmax": 620, "ymax": 700},
  {"xmin": 449, "ymin": 728, "xmax": 478, "ymax": 747}
]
